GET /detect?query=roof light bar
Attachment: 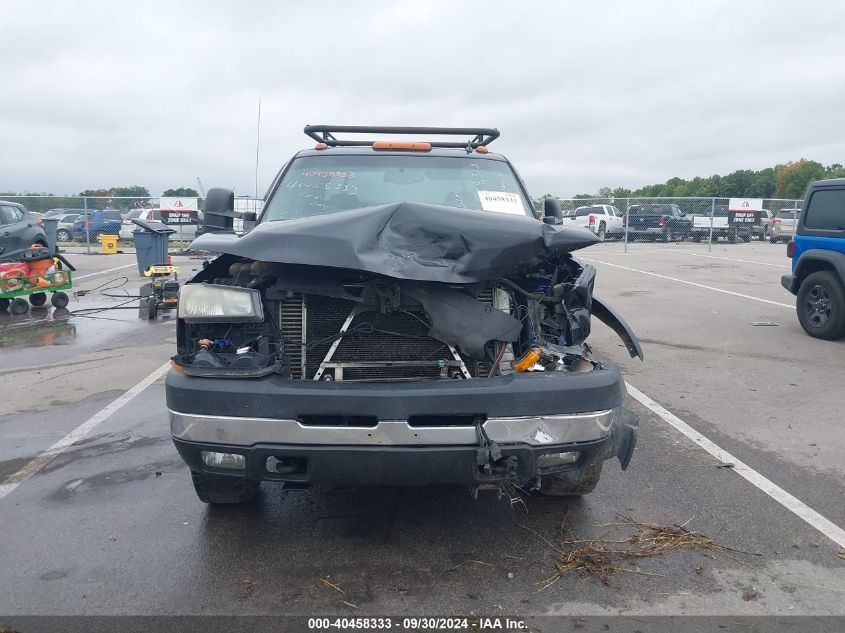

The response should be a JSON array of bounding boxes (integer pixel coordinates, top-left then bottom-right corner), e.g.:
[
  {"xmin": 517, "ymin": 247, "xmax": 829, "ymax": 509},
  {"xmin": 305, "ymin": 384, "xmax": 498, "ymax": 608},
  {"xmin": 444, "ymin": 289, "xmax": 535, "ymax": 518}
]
[{"xmin": 303, "ymin": 125, "xmax": 500, "ymax": 149}]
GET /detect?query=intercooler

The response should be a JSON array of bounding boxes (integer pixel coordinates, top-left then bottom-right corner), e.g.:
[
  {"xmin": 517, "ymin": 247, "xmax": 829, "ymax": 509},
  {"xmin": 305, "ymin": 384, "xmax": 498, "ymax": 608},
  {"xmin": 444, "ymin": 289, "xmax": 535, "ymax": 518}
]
[{"xmin": 276, "ymin": 291, "xmax": 491, "ymax": 382}]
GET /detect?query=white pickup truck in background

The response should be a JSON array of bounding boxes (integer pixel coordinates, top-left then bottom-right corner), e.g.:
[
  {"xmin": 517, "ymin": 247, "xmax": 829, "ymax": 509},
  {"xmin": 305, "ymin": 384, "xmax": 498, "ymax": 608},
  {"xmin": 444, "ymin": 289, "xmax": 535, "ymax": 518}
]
[
  {"xmin": 561, "ymin": 204, "xmax": 624, "ymax": 240},
  {"xmin": 689, "ymin": 206, "xmax": 753, "ymax": 243}
]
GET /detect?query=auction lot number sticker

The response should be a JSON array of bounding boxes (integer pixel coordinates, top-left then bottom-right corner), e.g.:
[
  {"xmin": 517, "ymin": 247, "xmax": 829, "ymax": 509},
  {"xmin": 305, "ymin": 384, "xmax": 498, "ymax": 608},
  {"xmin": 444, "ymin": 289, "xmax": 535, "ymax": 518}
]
[{"xmin": 308, "ymin": 617, "xmax": 527, "ymax": 631}]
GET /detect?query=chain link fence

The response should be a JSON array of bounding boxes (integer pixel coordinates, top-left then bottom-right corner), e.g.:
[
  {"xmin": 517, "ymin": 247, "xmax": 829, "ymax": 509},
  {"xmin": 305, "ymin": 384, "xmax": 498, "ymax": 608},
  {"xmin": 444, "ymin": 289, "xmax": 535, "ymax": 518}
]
[
  {"xmin": 546, "ymin": 197, "xmax": 802, "ymax": 250},
  {"xmin": 1, "ymin": 195, "xmax": 263, "ymax": 252},
  {"xmin": 6, "ymin": 194, "xmax": 802, "ymax": 253}
]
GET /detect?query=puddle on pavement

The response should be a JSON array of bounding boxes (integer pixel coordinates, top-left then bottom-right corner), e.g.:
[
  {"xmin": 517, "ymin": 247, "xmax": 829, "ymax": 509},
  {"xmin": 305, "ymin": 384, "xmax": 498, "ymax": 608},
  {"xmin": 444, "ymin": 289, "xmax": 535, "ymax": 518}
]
[
  {"xmin": 0, "ymin": 284, "xmax": 175, "ymax": 352},
  {"xmin": 0, "ymin": 309, "xmax": 76, "ymax": 348}
]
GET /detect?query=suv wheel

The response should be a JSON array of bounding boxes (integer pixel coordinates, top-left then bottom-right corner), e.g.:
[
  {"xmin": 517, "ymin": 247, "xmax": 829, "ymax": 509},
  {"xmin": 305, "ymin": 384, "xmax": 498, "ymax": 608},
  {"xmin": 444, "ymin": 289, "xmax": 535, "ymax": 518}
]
[
  {"xmin": 538, "ymin": 462, "xmax": 603, "ymax": 497},
  {"xmin": 597, "ymin": 223, "xmax": 606, "ymax": 240},
  {"xmin": 56, "ymin": 229, "xmax": 71, "ymax": 242},
  {"xmin": 191, "ymin": 471, "xmax": 260, "ymax": 504},
  {"xmin": 796, "ymin": 271, "xmax": 845, "ymax": 340}
]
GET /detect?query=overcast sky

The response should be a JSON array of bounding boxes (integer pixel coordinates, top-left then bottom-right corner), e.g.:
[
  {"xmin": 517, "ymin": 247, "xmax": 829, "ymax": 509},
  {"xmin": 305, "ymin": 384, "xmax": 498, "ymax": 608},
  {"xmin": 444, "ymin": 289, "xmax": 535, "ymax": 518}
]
[{"xmin": 2, "ymin": 0, "xmax": 843, "ymax": 198}]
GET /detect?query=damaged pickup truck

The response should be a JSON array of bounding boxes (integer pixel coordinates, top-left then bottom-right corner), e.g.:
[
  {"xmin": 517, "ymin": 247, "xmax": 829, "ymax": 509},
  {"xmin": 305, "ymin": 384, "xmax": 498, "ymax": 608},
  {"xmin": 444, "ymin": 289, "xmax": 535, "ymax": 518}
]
[{"xmin": 166, "ymin": 125, "xmax": 643, "ymax": 504}]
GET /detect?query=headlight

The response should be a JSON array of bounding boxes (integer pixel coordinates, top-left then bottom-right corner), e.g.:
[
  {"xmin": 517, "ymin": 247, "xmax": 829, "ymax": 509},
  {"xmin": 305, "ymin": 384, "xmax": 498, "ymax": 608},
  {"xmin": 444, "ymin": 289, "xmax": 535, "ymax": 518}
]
[{"xmin": 178, "ymin": 284, "xmax": 264, "ymax": 323}]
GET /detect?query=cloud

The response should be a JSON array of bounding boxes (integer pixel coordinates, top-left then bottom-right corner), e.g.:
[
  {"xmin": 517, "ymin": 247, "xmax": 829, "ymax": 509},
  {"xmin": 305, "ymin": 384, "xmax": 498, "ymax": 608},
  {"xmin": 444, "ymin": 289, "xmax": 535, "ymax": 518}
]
[{"xmin": 1, "ymin": 0, "xmax": 843, "ymax": 197}]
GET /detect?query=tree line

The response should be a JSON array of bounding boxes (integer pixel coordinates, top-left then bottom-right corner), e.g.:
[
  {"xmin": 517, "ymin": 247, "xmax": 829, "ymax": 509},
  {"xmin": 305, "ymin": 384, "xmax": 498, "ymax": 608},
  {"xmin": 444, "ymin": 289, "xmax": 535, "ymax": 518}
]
[
  {"xmin": 566, "ymin": 159, "xmax": 844, "ymax": 201},
  {"xmin": 76, "ymin": 186, "xmax": 199, "ymax": 197}
]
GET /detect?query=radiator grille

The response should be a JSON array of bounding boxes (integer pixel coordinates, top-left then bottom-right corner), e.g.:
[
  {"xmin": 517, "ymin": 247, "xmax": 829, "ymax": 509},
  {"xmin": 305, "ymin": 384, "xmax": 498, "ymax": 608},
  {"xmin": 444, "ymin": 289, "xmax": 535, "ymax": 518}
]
[
  {"xmin": 277, "ymin": 293, "xmax": 304, "ymax": 379},
  {"xmin": 278, "ymin": 289, "xmax": 494, "ymax": 382}
]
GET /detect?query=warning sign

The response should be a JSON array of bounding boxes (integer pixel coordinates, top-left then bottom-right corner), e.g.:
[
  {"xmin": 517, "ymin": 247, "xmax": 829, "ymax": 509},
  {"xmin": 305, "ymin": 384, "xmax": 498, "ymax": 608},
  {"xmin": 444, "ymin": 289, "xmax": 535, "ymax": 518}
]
[{"xmin": 160, "ymin": 197, "xmax": 199, "ymax": 224}]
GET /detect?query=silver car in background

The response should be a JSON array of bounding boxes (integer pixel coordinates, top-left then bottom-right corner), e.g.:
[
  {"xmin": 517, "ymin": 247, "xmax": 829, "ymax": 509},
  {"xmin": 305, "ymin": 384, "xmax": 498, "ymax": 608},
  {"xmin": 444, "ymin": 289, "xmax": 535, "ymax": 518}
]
[{"xmin": 770, "ymin": 209, "xmax": 798, "ymax": 243}]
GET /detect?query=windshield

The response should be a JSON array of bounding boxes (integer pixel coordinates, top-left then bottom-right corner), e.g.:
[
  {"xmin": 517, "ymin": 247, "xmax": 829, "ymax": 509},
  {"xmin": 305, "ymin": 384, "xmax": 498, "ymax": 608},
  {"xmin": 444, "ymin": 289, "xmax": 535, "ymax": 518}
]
[{"xmin": 263, "ymin": 154, "xmax": 533, "ymax": 221}]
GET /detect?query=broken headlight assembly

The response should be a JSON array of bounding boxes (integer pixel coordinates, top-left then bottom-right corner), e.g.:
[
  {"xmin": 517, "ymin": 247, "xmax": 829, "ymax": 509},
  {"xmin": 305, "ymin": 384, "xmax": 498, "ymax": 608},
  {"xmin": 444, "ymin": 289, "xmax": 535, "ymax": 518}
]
[{"xmin": 178, "ymin": 284, "xmax": 265, "ymax": 323}]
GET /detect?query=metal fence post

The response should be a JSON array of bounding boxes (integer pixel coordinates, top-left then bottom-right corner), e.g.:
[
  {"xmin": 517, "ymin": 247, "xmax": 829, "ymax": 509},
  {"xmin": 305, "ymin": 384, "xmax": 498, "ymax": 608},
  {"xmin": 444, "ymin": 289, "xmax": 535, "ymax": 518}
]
[
  {"xmin": 624, "ymin": 198, "xmax": 630, "ymax": 253},
  {"xmin": 708, "ymin": 198, "xmax": 715, "ymax": 252},
  {"xmin": 83, "ymin": 197, "xmax": 91, "ymax": 254}
]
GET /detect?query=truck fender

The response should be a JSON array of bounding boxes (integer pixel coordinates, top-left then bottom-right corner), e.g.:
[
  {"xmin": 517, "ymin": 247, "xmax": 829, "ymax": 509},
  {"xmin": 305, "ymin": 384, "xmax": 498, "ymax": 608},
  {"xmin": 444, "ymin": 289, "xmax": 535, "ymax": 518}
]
[{"xmin": 591, "ymin": 295, "xmax": 644, "ymax": 361}]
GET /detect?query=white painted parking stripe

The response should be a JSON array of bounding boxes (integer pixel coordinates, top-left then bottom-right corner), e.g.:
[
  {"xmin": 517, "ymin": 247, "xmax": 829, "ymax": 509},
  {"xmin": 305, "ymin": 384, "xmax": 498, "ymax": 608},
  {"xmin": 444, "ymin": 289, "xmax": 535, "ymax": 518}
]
[
  {"xmin": 685, "ymin": 251, "xmax": 791, "ymax": 269},
  {"xmin": 626, "ymin": 383, "xmax": 845, "ymax": 549},
  {"xmin": 581, "ymin": 257, "xmax": 794, "ymax": 309},
  {"xmin": 74, "ymin": 263, "xmax": 136, "ymax": 280},
  {"xmin": 0, "ymin": 361, "xmax": 171, "ymax": 501}
]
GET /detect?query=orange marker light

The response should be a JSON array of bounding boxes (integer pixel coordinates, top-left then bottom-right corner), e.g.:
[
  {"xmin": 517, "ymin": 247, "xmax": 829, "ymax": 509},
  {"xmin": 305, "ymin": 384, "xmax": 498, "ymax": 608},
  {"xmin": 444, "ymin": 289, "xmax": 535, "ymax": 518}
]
[
  {"xmin": 315, "ymin": 142, "xmax": 328, "ymax": 150},
  {"xmin": 372, "ymin": 141, "xmax": 432, "ymax": 151},
  {"xmin": 511, "ymin": 347, "xmax": 543, "ymax": 372},
  {"xmin": 475, "ymin": 146, "xmax": 489, "ymax": 154}
]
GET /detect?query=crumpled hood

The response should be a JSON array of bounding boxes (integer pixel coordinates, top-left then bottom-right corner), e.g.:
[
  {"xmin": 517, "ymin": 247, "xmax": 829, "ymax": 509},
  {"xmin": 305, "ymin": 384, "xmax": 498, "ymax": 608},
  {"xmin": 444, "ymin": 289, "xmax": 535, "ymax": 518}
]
[{"xmin": 192, "ymin": 201, "xmax": 599, "ymax": 283}]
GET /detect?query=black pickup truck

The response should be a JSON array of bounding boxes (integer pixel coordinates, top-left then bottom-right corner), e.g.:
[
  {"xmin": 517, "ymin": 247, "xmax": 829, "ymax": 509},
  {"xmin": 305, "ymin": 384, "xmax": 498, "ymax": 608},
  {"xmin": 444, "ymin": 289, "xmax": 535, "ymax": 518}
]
[
  {"xmin": 166, "ymin": 125, "xmax": 643, "ymax": 505},
  {"xmin": 626, "ymin": 204, "xmax": 692, "ymax": 242}
]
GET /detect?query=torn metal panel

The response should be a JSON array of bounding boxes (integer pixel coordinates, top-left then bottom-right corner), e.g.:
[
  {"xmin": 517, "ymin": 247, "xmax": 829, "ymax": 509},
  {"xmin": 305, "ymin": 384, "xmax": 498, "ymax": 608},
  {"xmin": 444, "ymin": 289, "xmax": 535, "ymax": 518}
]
[
  {"xmin": 592, "ymin": 295, "xmax": 645, "ymax": 361},
  {"xmin": 403, "ymin": 282, "xmax": 522, "ymax": 359},
  {"xmin": 192, "ymin": 201, "xmax": 599, "ymax": 283},
  {"xmin": 559, "ymin": 264, "xmax": 596, "ymax": 347}
]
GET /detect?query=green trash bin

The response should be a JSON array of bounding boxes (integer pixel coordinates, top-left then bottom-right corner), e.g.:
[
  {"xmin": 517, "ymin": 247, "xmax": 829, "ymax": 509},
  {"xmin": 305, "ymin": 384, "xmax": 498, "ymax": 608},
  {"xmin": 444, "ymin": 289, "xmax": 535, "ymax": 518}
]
[{"xmin": 132, "ymin": 219, "xmax": 175, "ymax": 277}]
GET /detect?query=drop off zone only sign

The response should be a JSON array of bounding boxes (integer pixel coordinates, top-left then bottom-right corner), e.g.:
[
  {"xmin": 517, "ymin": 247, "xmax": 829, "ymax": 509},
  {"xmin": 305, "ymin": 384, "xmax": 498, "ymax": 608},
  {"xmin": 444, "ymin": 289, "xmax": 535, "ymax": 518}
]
[
  {"xmin": 160, "ymin": 197, "xmax": 199, "ymax": 224},
  {"xmin": 729, "ymin": 198, "xmax": 763, "ymax": 224}
]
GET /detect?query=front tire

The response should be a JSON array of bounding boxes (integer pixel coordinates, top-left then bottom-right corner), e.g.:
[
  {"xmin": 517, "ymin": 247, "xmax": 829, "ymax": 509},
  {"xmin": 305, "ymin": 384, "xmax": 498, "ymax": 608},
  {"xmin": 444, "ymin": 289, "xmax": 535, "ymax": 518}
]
[
  {"xmin": 56, "ymin": 229, "xmax": 71, "ymax": 242},
  {"xmin": 538, "ymin": 462, "xmax": 603, "ymax": 497},
  {"xmin": 796, "ymin": 271, "xmax": 845, "ymax": 340},
  {"xmin": 597, "ymin": 223, "xmax": 606, "ymax": 240},
  {"xmin": 191, "ymin": 471, "xmax": 260, "ymax": 504}
]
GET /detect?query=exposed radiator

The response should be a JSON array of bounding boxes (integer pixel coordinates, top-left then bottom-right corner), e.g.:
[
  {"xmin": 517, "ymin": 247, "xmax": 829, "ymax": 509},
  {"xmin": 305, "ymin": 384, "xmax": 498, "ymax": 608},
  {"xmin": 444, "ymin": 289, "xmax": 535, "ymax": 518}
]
[{"xmin": 277, "ymin": 289, "xmax": 493, "ymax": 382}]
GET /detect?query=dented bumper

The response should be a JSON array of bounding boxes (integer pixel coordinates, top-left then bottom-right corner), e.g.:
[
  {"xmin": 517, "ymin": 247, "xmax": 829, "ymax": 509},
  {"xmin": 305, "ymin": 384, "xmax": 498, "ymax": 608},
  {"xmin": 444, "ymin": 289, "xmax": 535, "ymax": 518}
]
[{"xmin": 166, "ymin": 366, "xmax": 637, "ymax": 486}]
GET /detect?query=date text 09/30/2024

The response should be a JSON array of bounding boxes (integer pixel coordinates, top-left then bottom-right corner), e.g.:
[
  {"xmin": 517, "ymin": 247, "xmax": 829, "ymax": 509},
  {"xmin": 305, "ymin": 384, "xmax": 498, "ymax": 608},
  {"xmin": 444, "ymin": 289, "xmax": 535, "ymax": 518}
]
[{"xmin": 307, "ymin": 617, "xmax": 528, "ymax": 631}]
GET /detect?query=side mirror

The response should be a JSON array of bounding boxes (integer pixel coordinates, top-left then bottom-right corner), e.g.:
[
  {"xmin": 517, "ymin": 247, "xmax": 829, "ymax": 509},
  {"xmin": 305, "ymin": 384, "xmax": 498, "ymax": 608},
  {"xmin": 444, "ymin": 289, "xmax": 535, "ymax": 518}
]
[
  {"xmin": 241, "ymin": 211, "xmax": 257, "ymax": 222},
  {"xmin": 202, "ymin": 188, "xmax": 236, "ymax": 232},
  {"xmin": 543, "ymin": 197, "xmax": 563, "ymax": 225}
]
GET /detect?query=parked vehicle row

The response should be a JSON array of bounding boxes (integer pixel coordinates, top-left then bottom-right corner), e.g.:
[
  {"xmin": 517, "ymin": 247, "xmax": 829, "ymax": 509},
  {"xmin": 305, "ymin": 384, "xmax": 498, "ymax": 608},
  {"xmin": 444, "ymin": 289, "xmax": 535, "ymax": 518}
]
[
  {"xmin": 559, "ymin": 203, "xmax": 792, "ymax": 244},
  {"xmin": 40, "ymin": 207, "xmax": 202, "ymax": 242}
]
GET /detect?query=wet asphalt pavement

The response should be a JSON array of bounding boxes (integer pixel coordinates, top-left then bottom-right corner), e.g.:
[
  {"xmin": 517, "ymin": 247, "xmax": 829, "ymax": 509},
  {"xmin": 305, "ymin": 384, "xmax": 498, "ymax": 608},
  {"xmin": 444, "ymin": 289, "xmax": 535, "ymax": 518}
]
[{"xmin": 1, "ymin": 243, "xmax": 844, "ymax": 627}]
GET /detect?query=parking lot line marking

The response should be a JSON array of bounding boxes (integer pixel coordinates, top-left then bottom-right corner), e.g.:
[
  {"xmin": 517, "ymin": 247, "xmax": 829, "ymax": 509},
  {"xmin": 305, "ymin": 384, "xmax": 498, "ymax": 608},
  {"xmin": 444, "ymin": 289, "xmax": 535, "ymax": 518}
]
[
  {"xmin": 626, "ymin": 382, "xmax": 845, "ymax": 549},
  {"xmin": 580, "ymin": 258, "xmax": 794, "ymax": 309},
  {"xmin": 0, "ymin": 361, "xmax": 171, "ymax": 501},
  {"xmin": 74, "ymin": 263, "xmax": 136, "ymax": 280},
  {"xmin": 685, "ymin": 252, "xmax": 791, "ymax": 268}
]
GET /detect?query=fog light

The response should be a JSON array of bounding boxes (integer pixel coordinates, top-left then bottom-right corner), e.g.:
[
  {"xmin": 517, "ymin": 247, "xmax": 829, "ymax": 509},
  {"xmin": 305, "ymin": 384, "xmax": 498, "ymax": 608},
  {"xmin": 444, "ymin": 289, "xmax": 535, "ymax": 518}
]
[
  {"xmin": 536, "ymin": 451, "xmax": 580, "ymax": 469},
  {"xmin": 201, "ymin": 451, "xmax": 246, "ymax": 470}
]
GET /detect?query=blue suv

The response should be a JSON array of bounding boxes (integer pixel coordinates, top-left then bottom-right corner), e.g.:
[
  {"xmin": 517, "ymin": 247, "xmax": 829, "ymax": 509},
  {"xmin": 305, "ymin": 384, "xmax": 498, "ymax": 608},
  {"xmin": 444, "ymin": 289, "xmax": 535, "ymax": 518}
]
[
  {"xmin": 70, "ymin": 210, "xmax": 123, "ymax": 241},
  {"xmin": 781, "ymin": 178, "xmax": 845, "ymax": 339}
]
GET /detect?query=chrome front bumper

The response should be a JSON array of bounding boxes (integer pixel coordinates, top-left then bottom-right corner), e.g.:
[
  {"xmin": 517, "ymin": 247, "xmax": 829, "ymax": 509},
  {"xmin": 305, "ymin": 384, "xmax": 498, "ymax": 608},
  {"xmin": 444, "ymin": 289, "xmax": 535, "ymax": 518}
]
[{"xmin": 169, "ymin": 408, "xmax": 621, "ymax": 448}]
